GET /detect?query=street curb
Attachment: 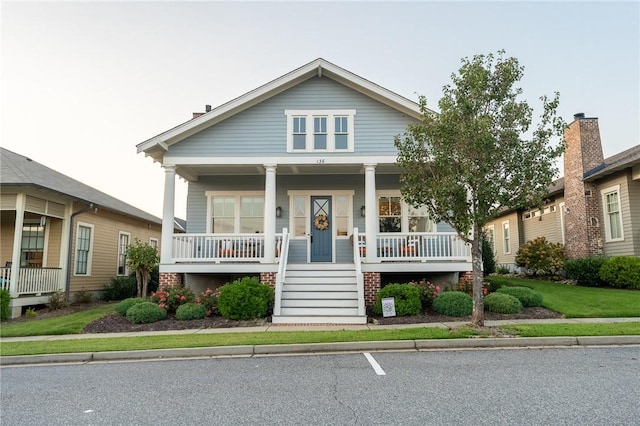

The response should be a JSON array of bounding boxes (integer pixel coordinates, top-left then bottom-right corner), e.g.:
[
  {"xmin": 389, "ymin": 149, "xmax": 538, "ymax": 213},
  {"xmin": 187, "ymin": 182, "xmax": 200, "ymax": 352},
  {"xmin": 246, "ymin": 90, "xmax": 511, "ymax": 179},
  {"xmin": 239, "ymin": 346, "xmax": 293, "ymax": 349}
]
[{"xmin": 2, "ymin": 336, "xmax": 639, "ymax": 366}]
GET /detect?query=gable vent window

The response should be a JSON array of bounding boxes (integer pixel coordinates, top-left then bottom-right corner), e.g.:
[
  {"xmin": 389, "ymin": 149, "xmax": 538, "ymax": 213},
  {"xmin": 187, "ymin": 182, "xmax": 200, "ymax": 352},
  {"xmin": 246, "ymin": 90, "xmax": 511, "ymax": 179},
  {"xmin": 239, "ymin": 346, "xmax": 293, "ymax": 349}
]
[{"xmin": 285, "ymin": 110, "xmax": 356, "ymax": 153}]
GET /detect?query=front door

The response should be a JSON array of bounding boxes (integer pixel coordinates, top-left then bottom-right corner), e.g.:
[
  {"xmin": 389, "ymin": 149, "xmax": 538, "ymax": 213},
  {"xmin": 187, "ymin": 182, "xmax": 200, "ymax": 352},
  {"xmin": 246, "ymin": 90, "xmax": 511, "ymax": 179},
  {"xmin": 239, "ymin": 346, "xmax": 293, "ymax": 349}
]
[{"xmin": 310, "ymin": 196, "xmax": 332, "ymax": 262}]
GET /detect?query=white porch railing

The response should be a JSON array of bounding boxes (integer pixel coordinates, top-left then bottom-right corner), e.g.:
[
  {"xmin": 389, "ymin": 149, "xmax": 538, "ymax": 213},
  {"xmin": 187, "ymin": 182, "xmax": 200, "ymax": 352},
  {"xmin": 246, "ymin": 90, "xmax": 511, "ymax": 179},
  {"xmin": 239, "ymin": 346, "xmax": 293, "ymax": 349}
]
[
  {"xmin": 172, "ymin": 233, "xmax": 283, "ymax": 262},
  {"xmin": 0, "ymin": 267, "xmax": 63, "ymax": 295},
  {"xmin": 357, "ymin": 232, "xmax": 471, "ymax": 262},
  {"xmin": 273, "ymin": 228, "xmax": 290, "ymax": 316},
  {"xmin": 352, "ymin": 228, "xmax": 365, "ymax": 316}
]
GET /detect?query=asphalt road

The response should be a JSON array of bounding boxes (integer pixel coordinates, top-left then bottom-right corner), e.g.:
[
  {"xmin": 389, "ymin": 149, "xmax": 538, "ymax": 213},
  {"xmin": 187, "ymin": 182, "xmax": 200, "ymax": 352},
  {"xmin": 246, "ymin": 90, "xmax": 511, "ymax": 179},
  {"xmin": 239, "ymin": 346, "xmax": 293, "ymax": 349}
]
[{"xmin": 2, "ymin": 346, "xmax": 638, "ymax": 425}]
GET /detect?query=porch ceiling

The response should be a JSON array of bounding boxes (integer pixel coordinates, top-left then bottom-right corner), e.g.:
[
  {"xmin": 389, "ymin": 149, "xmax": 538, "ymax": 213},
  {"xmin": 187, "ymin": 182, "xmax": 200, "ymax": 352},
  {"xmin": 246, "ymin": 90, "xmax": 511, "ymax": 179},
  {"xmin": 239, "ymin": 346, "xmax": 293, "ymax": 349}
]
[{"xmin": 177, "ymin": 163, "xmax": 403, "ymax": 178}]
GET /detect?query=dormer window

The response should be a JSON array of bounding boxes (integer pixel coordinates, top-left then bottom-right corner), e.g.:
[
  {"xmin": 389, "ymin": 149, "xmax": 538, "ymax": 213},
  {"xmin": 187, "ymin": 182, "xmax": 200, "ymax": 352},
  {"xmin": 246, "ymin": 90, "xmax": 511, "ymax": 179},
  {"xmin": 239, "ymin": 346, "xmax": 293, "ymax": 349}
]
[{"xmin": 286, "ymin": 110, "xmax": 355, "ymax": 152}]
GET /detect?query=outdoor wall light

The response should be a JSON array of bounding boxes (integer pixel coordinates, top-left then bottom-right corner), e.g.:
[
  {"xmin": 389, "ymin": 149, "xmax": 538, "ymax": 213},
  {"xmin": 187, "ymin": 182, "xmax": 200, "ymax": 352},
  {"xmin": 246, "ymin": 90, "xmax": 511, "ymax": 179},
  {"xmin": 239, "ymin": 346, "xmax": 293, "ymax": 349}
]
[
  {"xmin": 360, "ymin": 205, "xmax": 366, "ymax": 217},
  {"xmin": 275, "ymin": 206, "xmax": 282, "ymax": 218}
]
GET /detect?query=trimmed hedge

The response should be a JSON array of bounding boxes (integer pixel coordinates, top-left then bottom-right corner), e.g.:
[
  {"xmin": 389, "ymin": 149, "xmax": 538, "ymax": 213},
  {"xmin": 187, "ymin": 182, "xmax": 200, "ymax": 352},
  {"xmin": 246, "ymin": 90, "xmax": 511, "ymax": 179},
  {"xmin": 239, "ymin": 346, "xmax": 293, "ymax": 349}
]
[
  {"xmin": 497, "ymin": 286, "xmax": 543, "ymax": 307},
  {"xmin": 103, "ymin": 276, "xmax": 137, "ymax": 301},
  {"xmin": 373, "ymin": 284, "xmax": 422, "ymax": 316},
  {"xmin": 565, "ymin": 256, "xmax": 606, "ymax": 287},
  {"xmin": 599, "ymin": 256, "xmax": 640, "ymax": 289},
  {"xmin": 484, "ymin": 293, "xmax": 522, "ymax": 314},
  {"xmin": 217, "ymin": 277, "xmax": 274, "ymax": 320},
  {"xmin": 126, "ymin": 302, "xmax": 167, "ymax": 324},
  {"xmin": 432, "ymin": 292, "xmax": 473, "ymax": 317},
  {"xmin": 115, "ymin": 297, "xmax": 147, "ymax": 316},
  {"xmin": 175, "ymin": 303, "xmax": 207, "ymax": 320},
  {"xmin": 0, "ymin": 289, "xmax": 10, "ymax": 321}
]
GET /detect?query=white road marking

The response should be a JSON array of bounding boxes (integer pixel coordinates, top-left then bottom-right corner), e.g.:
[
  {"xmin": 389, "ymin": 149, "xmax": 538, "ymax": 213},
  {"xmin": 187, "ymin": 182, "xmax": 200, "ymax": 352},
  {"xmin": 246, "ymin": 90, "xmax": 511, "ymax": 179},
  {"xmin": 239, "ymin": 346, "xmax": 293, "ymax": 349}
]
[
  {"xmin": 83, "ymin": 410, "xmax": 94, "ymax": 413},
  {"xmin": 363, "ymin": 352, "xmax": 386, "ymax": 375}
]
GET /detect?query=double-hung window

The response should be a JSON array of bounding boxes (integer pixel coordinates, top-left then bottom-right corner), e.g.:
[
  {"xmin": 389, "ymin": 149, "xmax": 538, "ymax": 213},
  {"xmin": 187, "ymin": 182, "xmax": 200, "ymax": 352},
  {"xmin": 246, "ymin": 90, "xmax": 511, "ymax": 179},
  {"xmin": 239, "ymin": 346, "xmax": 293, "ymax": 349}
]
[
  {"xmin": 75, "ymin": 223, "xmax": 94, "ymax": 275},
  {"xmin": 601, "ymin": 185, "xmax": 624, "ymax": 241},
  {"xmin": 285, "ymin": 110, "xmax": 355, "ymax": 152},
  {"xmin": 20, "ymin": 222, "xmax": 45, "ymax": 268},
  {"xmin": 376, "ymin": 193, "xmax": 435, "ymax": 233},
  {"xmin": 117, "ymin": 232, "xmax": 130, "ymax": 276},
  {"xmin": 502, "ymin": 221, "xmax": 511, "ymax": 255},
  {"xmin": 207, "ymin": 192, "xmax": 265, "ymax": 233}
]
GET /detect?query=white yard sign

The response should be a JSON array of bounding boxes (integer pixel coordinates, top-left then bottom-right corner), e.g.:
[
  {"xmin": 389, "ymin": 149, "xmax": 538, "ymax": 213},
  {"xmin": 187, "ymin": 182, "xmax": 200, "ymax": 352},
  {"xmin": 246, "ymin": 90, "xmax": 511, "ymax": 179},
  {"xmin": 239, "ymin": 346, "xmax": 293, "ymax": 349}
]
[{"xmin": 381, "ymin": 297, "xmax": 396, "ymax": 317}]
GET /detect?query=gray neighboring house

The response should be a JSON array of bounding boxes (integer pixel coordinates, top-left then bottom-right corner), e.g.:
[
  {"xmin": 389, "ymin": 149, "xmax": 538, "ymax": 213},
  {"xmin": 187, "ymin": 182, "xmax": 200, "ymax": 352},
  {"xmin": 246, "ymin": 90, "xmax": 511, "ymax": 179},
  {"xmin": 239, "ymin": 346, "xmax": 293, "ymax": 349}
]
[{"xmin": 1, "ymin": 147, "xmax": 162, "ymax": 318}]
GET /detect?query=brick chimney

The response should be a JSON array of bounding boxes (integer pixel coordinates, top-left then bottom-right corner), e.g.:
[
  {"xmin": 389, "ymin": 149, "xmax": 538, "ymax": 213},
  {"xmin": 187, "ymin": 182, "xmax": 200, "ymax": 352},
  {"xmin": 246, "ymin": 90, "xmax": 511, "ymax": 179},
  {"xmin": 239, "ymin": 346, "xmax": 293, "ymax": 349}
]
[{"xmin": 563, "ymin": 113, "xmax": 604, "ymax": 258}]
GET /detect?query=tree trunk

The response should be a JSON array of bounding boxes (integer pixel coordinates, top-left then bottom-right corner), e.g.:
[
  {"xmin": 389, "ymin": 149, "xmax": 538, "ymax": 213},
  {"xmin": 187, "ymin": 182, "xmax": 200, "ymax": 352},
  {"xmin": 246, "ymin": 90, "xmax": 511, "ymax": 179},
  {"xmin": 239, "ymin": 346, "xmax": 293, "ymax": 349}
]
[
  {"xmin": 135, "ymin": 269, "xmax": 143, "ymax": 298},
  {"xmin": 142, "ymin": 269, "xmax": 150, "ymax": 298},
  {"xmin": 470, "ymin": 225, "xmax": 484, "ymax": 326}
]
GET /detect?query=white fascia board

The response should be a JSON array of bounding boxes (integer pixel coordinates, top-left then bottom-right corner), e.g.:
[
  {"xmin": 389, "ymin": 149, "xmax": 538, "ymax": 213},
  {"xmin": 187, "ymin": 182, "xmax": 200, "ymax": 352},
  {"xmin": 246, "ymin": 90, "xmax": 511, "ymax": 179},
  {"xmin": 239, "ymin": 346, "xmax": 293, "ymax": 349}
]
[
  {"xmin": 137, "ymin": 58, "xmax": 426, "ymax": 154},
  {"xmin": 163, "ymin": 155, "xmax": 398, "ymax": 166}
]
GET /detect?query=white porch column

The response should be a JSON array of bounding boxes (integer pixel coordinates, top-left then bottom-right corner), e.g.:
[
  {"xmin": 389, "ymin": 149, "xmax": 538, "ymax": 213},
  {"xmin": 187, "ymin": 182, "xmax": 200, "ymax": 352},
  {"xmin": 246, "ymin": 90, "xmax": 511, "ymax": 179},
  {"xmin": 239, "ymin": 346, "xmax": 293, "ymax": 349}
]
[
  {"xmin": 160, "ymin": 166, "xmax": 176, "ymax": 265},
  {"xmin": 263, "ymin": 164, "xmax": 277, "ymax": 263},
  {"xmin": 9, "ymin": 194, "xmax": 26, "ymax": 298},
  {"xmin": 364, "ymin": 164, "xmax": 378, "ymax": 263}
]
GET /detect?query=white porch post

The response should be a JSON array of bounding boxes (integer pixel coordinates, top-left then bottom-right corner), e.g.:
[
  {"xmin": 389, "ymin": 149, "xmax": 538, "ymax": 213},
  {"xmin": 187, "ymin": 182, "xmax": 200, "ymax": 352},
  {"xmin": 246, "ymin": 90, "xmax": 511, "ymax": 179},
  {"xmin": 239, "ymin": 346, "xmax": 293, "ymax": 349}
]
[
  {"xmin": 263, "ymin": 164, "xmax": 277, "ymax": 263},
  {"xmin": 364, "ymin": 164, "xmax": 378, "ymax": 263},
  {"xmin": 58, "ymin": 201, "xmax": 73, "ymax": 292},
  {"xmin": 161, "ymin": 166, "xmax": 176, "ymax": 265},
  {"xmin": 9, "ymin": 194, "xmax": 26, "ymax": 298}
]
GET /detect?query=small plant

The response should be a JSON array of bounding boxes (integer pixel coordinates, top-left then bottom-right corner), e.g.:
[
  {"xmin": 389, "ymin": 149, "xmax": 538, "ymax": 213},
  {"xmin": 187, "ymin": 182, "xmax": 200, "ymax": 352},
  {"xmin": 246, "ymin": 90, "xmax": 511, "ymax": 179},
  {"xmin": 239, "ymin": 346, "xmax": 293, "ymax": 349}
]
[
  {"xmin": 150, "ymin": 285, "xmax": 195, "ymax": 313},
  {"xmin": 217, "ymin": 277, "xmax": 274, "ymax": 320},
  {"xmin": 195, "ymin": 288, "xmax": 217, "ymax": 317},
  {"xmin": 456, "ymin": 274, "xmax": 490, "ymax": 297},
  {"xmin": 432, "ymin": 291, "xmax": 473, "ymax": 317},
  {"xmin": 481, "ymin": 231, "xmax": 496, "ymax": 275},
  {"xmin": 47, "ymin": 291, "xmax": 68, "ymax": 310},
  {"xmin": 496, "ymin": 265, "xmax": 511, "ymax": 275},
  {"xmin": 408, "ymin": 280, "xmax": 441, "ymax": 309},
  {"xmin": 515, "ymin": 236, "xmax": 565, "ymax": 276},
  {"xmin": 0, "ymin": 288, "xmax": 10, "ymax": 321},
  {"xmin": 175, "ymin": 303, "xmax": 207, "ymax": 320},
  {"xmin": 103, "ymin": 276, "xmax": 137, "ymax": 301},
  {"xmin": 126, "ymin": 301, "xmax": 167, "ymax": 324},
  {"xmin": 25, "ymin": 307, "xmax": 37, "ymax": 318},
  {"xmin": 497, "ymin": 286, "xmax": 543, "ymax": 307},
  {"xmin": 599, "ymin": 256, "xmax": 640, "ymax": 289},
  {"xmin": 565, "ymin": 256, "xmax": 607, "ymax": 287},
  {"xmin": 484, "ymin": 293, "xmax": 522, "ymax": 314},
  {"xmin": 114, "ymin": 297, "xmax": 147, "ymax": 316},
  {"xmin": 73, "ymin": 288, "xmax": 93, "ymax": 304},
  {"xmin": 373, "ymin": 284, "xmax": 422, "ymax": 316}
]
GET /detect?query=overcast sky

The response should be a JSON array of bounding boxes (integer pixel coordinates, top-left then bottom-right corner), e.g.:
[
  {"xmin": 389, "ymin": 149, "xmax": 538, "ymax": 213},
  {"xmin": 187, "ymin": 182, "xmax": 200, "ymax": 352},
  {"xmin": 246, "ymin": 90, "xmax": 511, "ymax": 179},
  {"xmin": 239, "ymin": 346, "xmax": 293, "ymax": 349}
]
[{"xmin": 2, "ymin": 1, "xmax": 638, "ymax": 220}]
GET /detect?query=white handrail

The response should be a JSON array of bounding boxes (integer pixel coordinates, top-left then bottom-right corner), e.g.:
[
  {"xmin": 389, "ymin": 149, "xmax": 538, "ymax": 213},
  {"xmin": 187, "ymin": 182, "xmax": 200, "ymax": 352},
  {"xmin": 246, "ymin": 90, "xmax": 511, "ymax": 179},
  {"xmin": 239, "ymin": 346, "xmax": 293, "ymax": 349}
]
[
  {"xmin": 273, "ymin": 228, "xmax": 290, "ymax": 316},
  {"xmin": 353, "ymin": 228, "xmax": 365, "ymax": 316}
]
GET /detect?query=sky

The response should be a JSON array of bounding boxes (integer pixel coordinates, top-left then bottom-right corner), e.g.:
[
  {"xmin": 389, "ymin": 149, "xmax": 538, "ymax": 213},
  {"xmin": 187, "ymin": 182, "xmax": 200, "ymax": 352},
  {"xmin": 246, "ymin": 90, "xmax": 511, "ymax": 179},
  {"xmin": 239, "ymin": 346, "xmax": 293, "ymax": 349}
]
[{"xmin": 2, "ymin": 1, "xmax": 638, "ymax": 220}]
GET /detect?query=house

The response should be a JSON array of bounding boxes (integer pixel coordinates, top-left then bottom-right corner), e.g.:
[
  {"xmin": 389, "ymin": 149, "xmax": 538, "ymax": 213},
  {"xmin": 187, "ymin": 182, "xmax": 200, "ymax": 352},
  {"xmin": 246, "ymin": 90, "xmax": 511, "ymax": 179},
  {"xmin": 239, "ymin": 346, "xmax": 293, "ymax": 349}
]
[
  {"xmin": 137, "ymin": 58, "xmax": 472, "ymax": 325},
  {"xmin": 0, "ymin": 147, "xmax": 163, "ymax": 318},
  {"xmin": 486, "ymin": 113, "xmax": 640, "ymax": 269}
]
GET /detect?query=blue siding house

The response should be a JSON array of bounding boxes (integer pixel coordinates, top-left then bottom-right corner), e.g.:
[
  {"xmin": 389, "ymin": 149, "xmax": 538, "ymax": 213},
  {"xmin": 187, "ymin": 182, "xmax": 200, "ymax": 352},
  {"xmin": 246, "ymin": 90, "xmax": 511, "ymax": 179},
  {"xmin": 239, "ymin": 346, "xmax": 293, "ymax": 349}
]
[{"xmin": 137, "ymin": 59, "xmax": 472, "ymax": 324}]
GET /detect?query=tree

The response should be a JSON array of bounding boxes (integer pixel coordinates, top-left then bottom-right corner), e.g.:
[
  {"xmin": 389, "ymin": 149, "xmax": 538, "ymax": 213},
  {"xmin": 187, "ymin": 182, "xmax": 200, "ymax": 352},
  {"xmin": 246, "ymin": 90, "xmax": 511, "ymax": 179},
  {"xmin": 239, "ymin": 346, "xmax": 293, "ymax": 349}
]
[
  {"xmin": 126, "ymin": 239, "xmax": 160, "ymax": 298},
  {"xmin": 395, "ymin": 51, "xmax": 565, "ymax": 326}
]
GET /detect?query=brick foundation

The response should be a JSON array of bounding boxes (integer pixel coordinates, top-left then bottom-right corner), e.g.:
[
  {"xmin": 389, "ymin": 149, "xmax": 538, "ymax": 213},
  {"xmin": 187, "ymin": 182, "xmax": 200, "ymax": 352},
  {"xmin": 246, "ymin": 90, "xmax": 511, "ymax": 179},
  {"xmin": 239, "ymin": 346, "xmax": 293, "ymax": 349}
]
[
  {"xmin": 260, "ymin": 272, "xmax": 276, "ymax": 289},
  {"xmin": 363, "ymin": 272, "xmax": 381, "ymax": 307},
  {"xmin": 461, "ymin": 271, "xmax": 483, "ymax": 282},
  {"xmin": 159, "ymin": 272, "xmax": 182, "ymax": 287}
]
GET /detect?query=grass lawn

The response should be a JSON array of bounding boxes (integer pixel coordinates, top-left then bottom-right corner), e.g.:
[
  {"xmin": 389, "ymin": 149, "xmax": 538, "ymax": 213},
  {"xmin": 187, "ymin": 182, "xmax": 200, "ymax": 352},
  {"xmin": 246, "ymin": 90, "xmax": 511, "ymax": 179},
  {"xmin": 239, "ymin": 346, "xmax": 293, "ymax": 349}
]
[
  {"xmin": 486, "ymin": 276, "xmax": 640, "ymax": 318},
  {"xmin": 503, "ymin": 322, "xmax": 640, "ymax": 337}
]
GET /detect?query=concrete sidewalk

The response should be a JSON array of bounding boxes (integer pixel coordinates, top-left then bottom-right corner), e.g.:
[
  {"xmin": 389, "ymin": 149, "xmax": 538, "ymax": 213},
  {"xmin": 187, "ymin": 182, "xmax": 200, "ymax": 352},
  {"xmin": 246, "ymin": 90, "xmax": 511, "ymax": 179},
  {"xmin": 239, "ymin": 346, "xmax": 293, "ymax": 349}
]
[{"xmin": 2, "ymin": 317, "xmax": 639, "ymax": 366}]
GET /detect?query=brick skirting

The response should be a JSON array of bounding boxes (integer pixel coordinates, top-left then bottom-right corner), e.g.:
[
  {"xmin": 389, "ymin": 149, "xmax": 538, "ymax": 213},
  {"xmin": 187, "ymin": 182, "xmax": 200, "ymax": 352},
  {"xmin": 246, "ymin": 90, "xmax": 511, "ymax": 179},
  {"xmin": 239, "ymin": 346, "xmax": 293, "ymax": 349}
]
[
  {"xmin": 363, "ymin": 272, "xmax": 381, "ymax": 307},
  {"xmin": 159, "ymin": 272, "xmax": 182, "ymax": 287}
]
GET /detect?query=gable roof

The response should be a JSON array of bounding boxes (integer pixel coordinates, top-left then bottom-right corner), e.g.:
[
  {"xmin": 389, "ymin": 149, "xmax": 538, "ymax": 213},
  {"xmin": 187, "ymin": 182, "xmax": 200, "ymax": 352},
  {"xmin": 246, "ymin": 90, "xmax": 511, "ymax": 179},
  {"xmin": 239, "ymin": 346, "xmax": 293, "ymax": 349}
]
[
  {"xmin": 1, "ymin": 147, "xmax": 161, "ymax": 225},
  {"xmin": 137, "ymin": 58, "xmax": 425, "ymax": 163},
  {"xmin": 584, "ymin": 144, "xmax": 640, "ymax": 181}
]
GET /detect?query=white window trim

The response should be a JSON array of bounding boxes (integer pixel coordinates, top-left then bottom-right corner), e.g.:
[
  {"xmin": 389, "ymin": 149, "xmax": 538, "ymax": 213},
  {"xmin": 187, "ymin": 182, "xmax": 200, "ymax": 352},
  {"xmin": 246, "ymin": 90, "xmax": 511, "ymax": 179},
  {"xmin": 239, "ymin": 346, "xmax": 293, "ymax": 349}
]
[
  {"xmin": 149, "ymin": 237, "xmax": 159, "ymax": 250},
  {"xmin": 205, "ymin": 191, "xmax": 265, "ymax": 233},
  {"xmin": 286, "ymin": 190, "xmax": 355, "ymax": 240},
  {"xmin": 502, "ymin": 220, "xmax": 511, "ymax": 255},
  {"xmin": 559, "ymin": 202, "xmax": 566, "ymax": 244},
  {"xmin": 485, "ymin": 224, "xmax": 495, "ymax": 250},
  {"xmin": 74, "ymin": 222, "xmax": 94, "ymax": 276},
  {"xmin": 376, "ymin": 191, "xmax": 436, "ymax": 233},
  {"xmin": 285, "ymin": 109, "xmax": 356, "ymax": 153},
  {"xmin": 117, "ymin": 231, "xmax": 131, "ymax": 276},
  {"xmin": 601, "ymin": 184, "xmax": 624, "ymax": 242}
]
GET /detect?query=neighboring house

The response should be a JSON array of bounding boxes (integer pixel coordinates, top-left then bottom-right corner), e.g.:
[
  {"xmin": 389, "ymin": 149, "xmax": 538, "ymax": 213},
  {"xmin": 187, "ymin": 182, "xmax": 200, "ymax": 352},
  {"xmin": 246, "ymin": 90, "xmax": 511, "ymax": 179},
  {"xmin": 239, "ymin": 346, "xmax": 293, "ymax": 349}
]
[
  {"xmin": 137, "ymin": 58, "xmax": 472, "ymax": 325},
  {"xmin": 486, "ymin": 113, "xmax": 640, "ymax": 269},
  {"xmin": 0, "ymin": 147, "xmax": 163, "ymax": 318}
]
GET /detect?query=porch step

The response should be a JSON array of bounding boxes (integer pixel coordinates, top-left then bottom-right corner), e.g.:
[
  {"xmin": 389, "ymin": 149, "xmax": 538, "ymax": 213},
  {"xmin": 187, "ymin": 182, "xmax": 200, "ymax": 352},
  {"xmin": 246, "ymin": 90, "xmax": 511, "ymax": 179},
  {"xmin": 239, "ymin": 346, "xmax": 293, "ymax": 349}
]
[{"xmin": 273, "ymin": 263, "xmax": 366, "ymax": 325}]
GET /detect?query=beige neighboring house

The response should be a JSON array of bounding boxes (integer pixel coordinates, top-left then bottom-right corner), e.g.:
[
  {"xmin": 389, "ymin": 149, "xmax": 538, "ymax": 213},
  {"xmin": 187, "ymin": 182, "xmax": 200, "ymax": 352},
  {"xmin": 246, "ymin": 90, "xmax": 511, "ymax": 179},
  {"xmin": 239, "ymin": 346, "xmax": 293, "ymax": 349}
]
[
  {"xmin": 486, "ymin": 113, "xmax": 640, "ymax": 269},
  {"xmin": 1, "ymin": 147, "xmax": 163, "ymax": 318}
]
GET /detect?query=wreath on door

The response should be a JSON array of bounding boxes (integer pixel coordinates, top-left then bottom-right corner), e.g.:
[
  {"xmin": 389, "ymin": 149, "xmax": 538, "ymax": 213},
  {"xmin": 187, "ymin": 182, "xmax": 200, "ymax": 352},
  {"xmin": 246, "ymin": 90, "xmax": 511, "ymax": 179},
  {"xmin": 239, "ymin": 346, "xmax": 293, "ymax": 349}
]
[{"xmin": 314, "ymin": 214, "xmax": 329, "ymax": 230}]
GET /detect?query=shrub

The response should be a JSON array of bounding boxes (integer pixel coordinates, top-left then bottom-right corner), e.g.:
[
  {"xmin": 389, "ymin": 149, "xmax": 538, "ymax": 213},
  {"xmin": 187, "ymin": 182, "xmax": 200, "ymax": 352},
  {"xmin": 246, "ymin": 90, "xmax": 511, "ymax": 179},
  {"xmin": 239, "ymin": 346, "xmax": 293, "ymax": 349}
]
[
  {"xmin": 103, "ymin": 276, "xmax": 137, "ymax": 301},
  {"xmin": 599, "ymin": 257, "xmax": 640, "ymax": 289},
  {"xmin": 195, "ymin": 288, "xmax": 217, "ymax": 317},
  {"xmin": 432, "ymin": 291, "xmax": 473, "ymax": 317},
  {"xmin": 217, "ymin": 277, "xmax": 274, "ymax": 320},
  {"xmin": 176, "ymin": 303, "xmax": 207, "ymax": 320},
  {"xmin": 456, "ymin": 274, "xmax": 490, "ymax": 297},
  {"xmin": 25, "ymin": 307, "xmax": 37, "ymax": 318},
  {"xmin": 126, "ymin": 301, "xmax": 167, "ymax": 324},
  {"xmin": 0, "ymin": 288, "xmax": 10, "ymax": 321},
  {"xmin": 115, "ymin": 297, "xmax": 147, "ymax": 316},
  {"xmin": 373, "ymin": 284, "xmax": 422, "ymax": 316},
  {"xmin": 408, "ymin": 280, "xmax": 441, "ymax": 310},
  {"xmin": 73, "ymin": 288, "xmax": 94, "ymax": 304},
  {"xmin": 47, "ymin": 291, "xmax": 68, "ymax": 310},
  {"xmin": 565, "ymin": 256, "xmax": 607, "ymax": 287},
  {"xmin": 496, "ymin": 286, "xmax": 543, "ymax": 307},
  {"xmin": 515, "ymin": 237, "xmax": 565, "ymax": 276},
  {"xmin": 482, "ymin": 232, "xmax": 496, "ymax": 275},
  {"xmin": 484, "ymin": 293, "xmax": 522, "ymax": 314},
  {"xmin": 496, "ymin": 265, "xmax": 511, "ymax": 275},
  {"xmin": 150, "ymin": 285, "xmax": 195, "ymax": 313}
]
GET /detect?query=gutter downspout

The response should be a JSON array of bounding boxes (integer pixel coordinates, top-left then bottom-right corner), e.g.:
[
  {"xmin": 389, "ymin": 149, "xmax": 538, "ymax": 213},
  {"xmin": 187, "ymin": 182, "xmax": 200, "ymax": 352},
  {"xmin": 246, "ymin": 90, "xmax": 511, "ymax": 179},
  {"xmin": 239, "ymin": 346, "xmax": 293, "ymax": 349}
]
[{"xmin": 65, "ymin": 203, "xmax": 95, "ymax": 301}]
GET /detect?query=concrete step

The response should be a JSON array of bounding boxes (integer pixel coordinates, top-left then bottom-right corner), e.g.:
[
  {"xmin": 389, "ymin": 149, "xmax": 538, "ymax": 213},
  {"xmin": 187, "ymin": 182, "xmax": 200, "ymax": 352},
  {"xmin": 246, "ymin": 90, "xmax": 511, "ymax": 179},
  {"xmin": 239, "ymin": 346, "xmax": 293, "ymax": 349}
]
[
  {"xmin": 283, "ymin": 276, "xmax": 356, "ymax": 285},
  {"xmin": 279, "ymin": 307, "xmax": 360, "ymax": 316},
  {"xmin": 283, "ymin": 284, "xmax": 358, "ymax": 292},
  {"xmin": 282, "ymin": 291, "xmax": 357, "ymax": 300},
  {"xmin": 286, "ymin": 269, "xmax": 356, "ymax": 278},
  {"xmin": 271, "ymin": 315, "xmax": 367, "ymax": 325},
  {"xmin": 280, "ymin": 299, "xmax": 358, "ymax": 308}
]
